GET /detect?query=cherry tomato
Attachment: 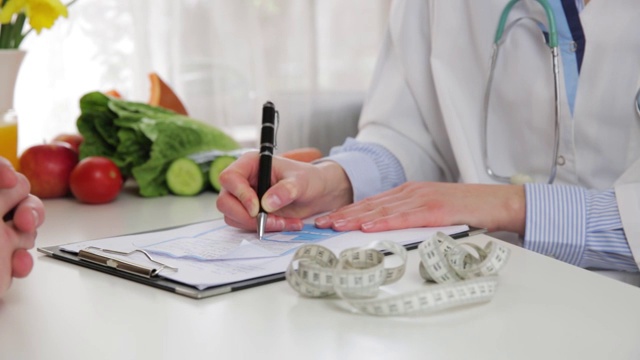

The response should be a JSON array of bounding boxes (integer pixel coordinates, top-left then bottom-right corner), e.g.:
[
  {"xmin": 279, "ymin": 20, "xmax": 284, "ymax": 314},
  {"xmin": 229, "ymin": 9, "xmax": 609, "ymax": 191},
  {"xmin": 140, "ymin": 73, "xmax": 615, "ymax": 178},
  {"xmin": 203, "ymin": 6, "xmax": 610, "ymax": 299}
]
[{"xmin": 70, "ymin": 157, "xmax": 123, "ymax": 204}]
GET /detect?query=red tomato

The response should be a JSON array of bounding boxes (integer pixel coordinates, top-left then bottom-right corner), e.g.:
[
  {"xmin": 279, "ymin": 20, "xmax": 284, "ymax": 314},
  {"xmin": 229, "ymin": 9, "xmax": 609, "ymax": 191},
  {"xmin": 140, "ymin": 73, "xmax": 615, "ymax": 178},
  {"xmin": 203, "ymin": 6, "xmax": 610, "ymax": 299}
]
[{"xmin": 70, "ymin": 157, "xmax": 123, "ymax": 204}]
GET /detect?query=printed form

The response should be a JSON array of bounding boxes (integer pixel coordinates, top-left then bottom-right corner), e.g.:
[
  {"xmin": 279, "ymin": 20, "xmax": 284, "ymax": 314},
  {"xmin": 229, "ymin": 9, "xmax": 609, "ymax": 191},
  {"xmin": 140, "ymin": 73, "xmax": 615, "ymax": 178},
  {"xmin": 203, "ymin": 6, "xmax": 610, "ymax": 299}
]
[{"xmin": 61, "ymin": 218, "xmax": 467, "ymax": 290}]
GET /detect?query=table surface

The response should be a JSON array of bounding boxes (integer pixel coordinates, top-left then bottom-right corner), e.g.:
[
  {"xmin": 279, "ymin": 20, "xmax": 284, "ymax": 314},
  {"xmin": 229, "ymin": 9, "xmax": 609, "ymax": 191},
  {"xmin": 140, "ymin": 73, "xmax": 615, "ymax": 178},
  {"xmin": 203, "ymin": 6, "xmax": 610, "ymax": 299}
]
[{"xmin": 1, "ymin": 187, "xmax": 640, "ymax": 360}]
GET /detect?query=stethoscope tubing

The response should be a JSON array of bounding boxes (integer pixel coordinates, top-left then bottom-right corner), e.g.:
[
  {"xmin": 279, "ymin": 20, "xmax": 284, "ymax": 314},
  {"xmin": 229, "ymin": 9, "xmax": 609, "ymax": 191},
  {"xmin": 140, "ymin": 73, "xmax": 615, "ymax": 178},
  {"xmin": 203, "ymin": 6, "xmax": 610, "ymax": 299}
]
[{"xmin": 483, "ymin": 0, "xmax": 560, "ymax": 185}]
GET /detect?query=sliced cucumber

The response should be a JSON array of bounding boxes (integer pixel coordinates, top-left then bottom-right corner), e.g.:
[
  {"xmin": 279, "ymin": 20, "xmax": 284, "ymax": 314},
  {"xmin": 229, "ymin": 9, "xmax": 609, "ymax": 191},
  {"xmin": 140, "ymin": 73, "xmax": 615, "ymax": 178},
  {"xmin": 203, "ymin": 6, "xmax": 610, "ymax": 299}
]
[
  {"xmin": 166, "ymin": 157, "xmax": 208, "ymax": 196},
  {"xmin": 209, "ymin": 156, "xmax": 236, "ymax": 192}
]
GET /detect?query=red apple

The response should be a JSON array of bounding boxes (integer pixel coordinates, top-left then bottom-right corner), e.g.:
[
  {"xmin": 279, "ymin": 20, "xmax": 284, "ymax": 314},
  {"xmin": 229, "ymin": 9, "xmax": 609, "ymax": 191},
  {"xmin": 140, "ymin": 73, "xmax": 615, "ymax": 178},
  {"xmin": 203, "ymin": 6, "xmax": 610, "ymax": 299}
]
[
  {"xmin": 19, "ymin": 143, "xmax": 79, "ymax": 199},
  {"xmin": 53, "ymin": 133, "xmax": 84, "ymax": 153}
]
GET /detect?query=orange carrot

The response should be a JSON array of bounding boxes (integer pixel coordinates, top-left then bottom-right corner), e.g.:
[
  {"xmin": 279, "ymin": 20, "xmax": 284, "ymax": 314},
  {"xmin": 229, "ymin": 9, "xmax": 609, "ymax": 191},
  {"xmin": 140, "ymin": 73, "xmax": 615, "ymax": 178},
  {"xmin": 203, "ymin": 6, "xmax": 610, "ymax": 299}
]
[{"xmin": 279, "ymin": 147, "xmax": 323, "ymax": 163}]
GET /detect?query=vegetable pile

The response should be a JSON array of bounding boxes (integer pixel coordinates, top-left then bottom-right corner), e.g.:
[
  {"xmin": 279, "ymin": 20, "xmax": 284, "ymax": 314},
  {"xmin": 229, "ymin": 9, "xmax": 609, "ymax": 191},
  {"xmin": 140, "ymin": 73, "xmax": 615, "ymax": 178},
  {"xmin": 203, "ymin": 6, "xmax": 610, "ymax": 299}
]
[{"xmin": 76, "ymin": 91, "xmax": 240, "ymax": 197}]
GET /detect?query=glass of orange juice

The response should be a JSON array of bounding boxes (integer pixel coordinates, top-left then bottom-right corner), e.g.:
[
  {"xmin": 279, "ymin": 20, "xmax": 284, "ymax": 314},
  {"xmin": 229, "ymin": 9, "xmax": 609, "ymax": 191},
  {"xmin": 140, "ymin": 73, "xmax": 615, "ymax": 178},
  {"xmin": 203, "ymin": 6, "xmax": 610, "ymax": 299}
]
[{"xmin": 0, "ymin": 110, "xmax": 19, "ymax": 171}]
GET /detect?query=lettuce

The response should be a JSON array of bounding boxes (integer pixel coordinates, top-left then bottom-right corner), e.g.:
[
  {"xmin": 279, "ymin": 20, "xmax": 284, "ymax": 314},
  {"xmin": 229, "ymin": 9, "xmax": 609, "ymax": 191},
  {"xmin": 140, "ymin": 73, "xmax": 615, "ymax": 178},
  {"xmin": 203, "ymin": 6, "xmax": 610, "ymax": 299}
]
[{"xmin": 77, "ymin": 91, "xmax": 240, "ymax": 197}]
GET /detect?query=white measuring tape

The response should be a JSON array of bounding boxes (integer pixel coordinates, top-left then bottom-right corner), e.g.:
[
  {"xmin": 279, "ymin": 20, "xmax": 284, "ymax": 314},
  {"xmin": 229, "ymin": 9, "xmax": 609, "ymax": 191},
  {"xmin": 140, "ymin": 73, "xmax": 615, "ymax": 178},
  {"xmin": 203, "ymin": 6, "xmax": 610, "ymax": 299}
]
[{"xmin": 286, "ymin": 231, "xmax": 510, "ymax": 316}]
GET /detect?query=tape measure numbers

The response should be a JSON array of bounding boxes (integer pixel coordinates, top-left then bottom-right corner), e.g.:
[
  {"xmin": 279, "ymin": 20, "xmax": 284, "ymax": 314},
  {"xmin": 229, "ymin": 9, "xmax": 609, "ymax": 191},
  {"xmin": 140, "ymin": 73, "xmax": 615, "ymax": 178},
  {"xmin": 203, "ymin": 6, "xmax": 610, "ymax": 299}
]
[{"xmin": 286, "ymin": 231, "xmax": 510, "ymax": 316}]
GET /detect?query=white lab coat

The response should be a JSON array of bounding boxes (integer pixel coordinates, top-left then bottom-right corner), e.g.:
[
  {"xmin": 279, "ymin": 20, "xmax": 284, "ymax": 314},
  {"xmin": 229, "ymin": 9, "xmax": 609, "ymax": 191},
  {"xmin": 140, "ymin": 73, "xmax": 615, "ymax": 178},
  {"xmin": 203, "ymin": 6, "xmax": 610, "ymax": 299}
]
[{"xmin": 356, "ymin": 0, "xmax": 640, "ymax": 276}]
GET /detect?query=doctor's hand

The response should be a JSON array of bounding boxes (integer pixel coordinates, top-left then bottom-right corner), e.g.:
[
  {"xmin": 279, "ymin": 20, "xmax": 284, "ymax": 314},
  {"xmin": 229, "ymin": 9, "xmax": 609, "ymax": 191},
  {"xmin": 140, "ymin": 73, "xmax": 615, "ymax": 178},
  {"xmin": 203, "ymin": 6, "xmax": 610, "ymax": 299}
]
[
  {"xmin": 216, "ymin": 152, "xmax": 353, "ymax": 232},
  {"xmin": 314, "ymin": 182, "xmax": 526, "ymax": 236},
  {"xmin": 0, "ymin": 157, "xmax": 45, "ymax": 298}
]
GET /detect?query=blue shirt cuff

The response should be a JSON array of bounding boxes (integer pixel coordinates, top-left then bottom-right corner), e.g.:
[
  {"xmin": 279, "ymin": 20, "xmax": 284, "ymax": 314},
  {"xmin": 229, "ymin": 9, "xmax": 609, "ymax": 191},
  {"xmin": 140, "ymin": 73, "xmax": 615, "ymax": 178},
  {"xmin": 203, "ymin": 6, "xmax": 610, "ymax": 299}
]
[
  {"xmin": 525, "ymin": 184, "xmax": 637, "ymax": 271},
  {"xmin": 524, "ymin": 183, "xmax": 586, "ymax": 266},
  {"xmin": 327, "ymin": 138, "xmax": 406, "ymax": 202}
]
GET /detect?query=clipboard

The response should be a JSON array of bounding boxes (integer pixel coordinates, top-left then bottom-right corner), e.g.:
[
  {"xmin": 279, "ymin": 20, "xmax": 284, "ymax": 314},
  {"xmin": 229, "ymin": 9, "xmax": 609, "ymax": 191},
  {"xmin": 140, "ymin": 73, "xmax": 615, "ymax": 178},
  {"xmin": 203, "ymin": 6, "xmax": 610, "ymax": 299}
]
[
  {"xmin": 37, "ymin": 219, "xmax": 474, "ymax": 300},
  {"xmin": 37, "ymin": 244, "xmax": 286, "ymax": 299}
]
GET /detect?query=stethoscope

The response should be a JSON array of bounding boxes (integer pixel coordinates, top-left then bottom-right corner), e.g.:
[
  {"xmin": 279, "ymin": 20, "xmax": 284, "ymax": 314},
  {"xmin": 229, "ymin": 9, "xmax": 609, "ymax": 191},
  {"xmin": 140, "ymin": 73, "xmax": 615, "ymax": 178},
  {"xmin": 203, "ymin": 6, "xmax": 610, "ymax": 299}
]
[
  {"xmin": 483, "ymin": 0, "xmax": 560, "ymax": 185},
  {"xmin": 482, "ymin": 0, "xmax": 640, "ymax": 184}
]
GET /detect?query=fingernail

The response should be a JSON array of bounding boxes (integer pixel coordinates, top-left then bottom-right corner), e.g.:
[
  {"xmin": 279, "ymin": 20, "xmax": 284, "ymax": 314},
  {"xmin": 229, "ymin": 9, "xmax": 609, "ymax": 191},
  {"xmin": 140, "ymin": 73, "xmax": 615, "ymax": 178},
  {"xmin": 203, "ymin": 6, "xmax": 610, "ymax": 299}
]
[
  {"xmin": 361, "ymin": 222, "xmax": 374, "ymax": 231},
  {"xmin": 291, "ymin": 222, "xmax": 303, "ymax": 231},
  {"xmin": 333, "ymin": 219, "xmax": 347, "ymax": 228},
  {"xmin": 31, "ymin": 209, "xmax": 39, "ymax": 226},
  {"xmin": 247, "ymin": 198, "xmax": 259, "ymax": 217},
  {"xmin": 315, "ymin": 216, "xmax": 330, "ymax": 227},
  {"xmin": 268, "ymin": 217, "xmax": 285, "ymax": 231},
  {"xmin": 264, "ymin": 194, "xmax": 282, "ymax": 212}
]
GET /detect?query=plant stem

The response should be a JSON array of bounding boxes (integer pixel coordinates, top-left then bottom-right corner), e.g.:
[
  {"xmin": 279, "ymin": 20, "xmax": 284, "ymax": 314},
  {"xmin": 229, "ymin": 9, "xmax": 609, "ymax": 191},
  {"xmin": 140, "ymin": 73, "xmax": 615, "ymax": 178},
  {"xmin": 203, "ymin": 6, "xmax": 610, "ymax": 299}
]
[
  {"xmin": 11, "ymin": 13, "xmax": 27, "ymax": 48},
  {"xmin": 0, "ymin": 23, "xmax": 11, "ymax": 49},
  {"xmin": 0, "ymin": 0, "xmax": 10, "ymax": 48}
]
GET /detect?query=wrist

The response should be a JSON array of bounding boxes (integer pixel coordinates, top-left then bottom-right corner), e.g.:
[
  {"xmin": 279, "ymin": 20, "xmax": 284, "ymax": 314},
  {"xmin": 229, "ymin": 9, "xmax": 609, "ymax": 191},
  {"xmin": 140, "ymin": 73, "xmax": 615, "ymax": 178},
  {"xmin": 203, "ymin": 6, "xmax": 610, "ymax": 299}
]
[
  {"xmin": 500, "ymin": 185, "xmax": 526, "ymax": 236},
  {"xmin": 315, "ymin": 161, "xmax": 353, "ymax": 210}
]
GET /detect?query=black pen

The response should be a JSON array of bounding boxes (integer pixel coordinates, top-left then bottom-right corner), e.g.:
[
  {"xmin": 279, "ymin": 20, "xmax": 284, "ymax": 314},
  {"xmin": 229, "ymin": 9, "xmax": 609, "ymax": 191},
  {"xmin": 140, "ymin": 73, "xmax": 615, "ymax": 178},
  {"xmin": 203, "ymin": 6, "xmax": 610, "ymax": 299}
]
[
  {"xmin": 449, "ymin": 226, "xmax": 488, "ymax": 239},
  {"xmin": 2, "ymin": 207, "xmax": 16, "ymax": 222},
  {"xmin": 256, "ymin": 101, "xmax": 278, "ymax": 240}
]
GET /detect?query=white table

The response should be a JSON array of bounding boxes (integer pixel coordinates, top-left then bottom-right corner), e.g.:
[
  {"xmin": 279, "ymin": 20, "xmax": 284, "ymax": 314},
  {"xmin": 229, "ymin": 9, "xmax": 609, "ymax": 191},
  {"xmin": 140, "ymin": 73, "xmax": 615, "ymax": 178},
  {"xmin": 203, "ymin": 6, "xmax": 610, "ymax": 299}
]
[{"xmin": 1, "ymin": 187, "xmax": 640, "ymax": 360}]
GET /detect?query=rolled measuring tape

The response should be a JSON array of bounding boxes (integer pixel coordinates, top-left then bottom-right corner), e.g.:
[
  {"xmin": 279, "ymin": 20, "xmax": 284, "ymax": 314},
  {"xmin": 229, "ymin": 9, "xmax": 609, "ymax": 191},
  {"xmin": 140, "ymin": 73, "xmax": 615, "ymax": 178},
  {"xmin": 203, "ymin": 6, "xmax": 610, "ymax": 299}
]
[{"xmin": 285, "ymin": 231, "xmax": 510, "ymax": 316}]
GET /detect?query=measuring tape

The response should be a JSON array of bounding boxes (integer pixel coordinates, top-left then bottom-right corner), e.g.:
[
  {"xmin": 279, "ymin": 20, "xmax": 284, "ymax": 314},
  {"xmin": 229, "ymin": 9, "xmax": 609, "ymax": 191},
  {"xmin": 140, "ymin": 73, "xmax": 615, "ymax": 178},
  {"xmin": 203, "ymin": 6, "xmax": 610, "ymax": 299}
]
[{"xmin": 286, "ymin": 231, "xmax": 510, "ymax": 316}]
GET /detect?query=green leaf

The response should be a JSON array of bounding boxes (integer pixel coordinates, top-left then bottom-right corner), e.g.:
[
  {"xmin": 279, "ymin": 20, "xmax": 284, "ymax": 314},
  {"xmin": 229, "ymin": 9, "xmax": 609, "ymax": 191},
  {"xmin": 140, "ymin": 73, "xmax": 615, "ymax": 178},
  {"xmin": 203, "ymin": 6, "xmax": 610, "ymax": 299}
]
[{"xmin": 76, "ymin": 91, "xmax": 240, "ymax": 197}]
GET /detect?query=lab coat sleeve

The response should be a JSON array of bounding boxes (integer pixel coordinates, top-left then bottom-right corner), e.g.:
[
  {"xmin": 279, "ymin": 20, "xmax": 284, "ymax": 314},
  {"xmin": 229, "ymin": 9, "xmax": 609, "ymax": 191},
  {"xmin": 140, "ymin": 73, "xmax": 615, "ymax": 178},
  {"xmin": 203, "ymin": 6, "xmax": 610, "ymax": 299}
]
[{"xmin": 353, "ymin": 0, "xmax": 457, "ymax": 184}]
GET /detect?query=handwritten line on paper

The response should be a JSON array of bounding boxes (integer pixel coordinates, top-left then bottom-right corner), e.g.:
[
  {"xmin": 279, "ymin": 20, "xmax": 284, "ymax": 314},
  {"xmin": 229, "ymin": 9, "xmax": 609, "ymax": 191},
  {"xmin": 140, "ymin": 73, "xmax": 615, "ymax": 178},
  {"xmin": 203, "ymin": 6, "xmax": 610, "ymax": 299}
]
[{"xmin": 134, "ymin": 224, "xmax": 342, "ymax": 261}]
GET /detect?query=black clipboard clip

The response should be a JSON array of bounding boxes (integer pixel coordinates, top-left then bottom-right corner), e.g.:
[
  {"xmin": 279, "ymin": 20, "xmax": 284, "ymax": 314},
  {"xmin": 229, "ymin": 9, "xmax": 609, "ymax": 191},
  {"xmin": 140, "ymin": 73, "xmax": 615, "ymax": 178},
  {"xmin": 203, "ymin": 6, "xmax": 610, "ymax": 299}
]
[{"xmin": 78, "ymin": 247, "xmax": 178, "ymax": 278}]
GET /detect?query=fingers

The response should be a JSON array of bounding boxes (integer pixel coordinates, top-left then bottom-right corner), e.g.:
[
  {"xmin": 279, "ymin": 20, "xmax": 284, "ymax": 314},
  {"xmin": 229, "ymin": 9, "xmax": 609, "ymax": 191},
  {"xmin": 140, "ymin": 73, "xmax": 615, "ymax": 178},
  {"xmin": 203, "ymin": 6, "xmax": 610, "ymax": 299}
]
[
  {"xmin": 261, "ymin": 177, "xmax": 299, "ymax": 213},
  {"xmin": 315, "ymin": 196, "xmax": 391, "ymax": 230},
  {"xmin": 217, "ymin": 152, "xmax": 260, "ymax": 217},
  {"xmin": 223, "ymin": 213, "xmax": 303, "ymax": 233},
  {"xmin": 0, "ymin": 157, "xmax": 18, "ymax": 188},
  {"xmin": 314, "ymin": 182, "xmax": 527, "ymax": 235},
  {"xmin": 11, "ymin": 249, "xmax": 34, "ymax": 278},
  {"xmin": 216, "ymin": 189, "xmax": 256, "ymax": 229},
  {"xmin": 217, "ymin": 152, "xmax": 322, "ymax": 233},
  {"xmin": 314, "ymin": 183, "xmax": 445, "ymax": 232},
  {"xmin": 217, "ymin": 186, "xmax": 304, "ymax": 233},
  {"xmin": 316, "ymin": 198, "xmax": 423, "ymax": 232},
  {"xmin": 11, "ymin": 195, "xmax": 45, "ymax": 233},
  {"xmin": 0, "ymin": 172, "xmax": 30, "ymax": 218}
]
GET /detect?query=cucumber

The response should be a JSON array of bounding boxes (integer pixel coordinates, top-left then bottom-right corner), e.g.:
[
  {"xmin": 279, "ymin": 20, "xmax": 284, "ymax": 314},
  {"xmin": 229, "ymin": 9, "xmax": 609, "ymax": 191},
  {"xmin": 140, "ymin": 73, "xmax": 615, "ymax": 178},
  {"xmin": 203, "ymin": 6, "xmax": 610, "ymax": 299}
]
[
  {"xmin": 166, "ymin": 158, "xmax": 208, "ymax": 196},
  {"xmin": 209, "ymin": 156, "xmax": 236, "ymax": 192}
]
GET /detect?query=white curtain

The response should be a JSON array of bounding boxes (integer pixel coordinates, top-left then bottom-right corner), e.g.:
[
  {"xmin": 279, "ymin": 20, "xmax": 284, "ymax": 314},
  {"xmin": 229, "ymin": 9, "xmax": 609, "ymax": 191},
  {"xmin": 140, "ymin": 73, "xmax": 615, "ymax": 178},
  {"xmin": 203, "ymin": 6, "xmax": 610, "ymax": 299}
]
[{"xmin": 16, "ymin": 0, "xmax": 390, "ymax": 154}]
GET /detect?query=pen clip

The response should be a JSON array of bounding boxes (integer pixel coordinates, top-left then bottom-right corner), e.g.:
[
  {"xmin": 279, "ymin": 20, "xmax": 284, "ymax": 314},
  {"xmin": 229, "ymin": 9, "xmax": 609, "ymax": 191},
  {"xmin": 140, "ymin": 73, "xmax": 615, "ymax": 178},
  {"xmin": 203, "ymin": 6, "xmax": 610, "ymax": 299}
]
[
  {"xmin": 260, "ymin": 102, "xmax": 279, "ymax": 151},
  {"xmin": 273, "ymin": 110, "xmax": 279, "ymax": 149}
]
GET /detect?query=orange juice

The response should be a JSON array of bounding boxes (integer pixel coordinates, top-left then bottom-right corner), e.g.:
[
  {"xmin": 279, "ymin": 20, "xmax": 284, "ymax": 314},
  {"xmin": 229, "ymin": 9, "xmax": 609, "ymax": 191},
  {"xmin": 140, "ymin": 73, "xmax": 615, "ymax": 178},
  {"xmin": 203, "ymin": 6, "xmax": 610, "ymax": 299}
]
[{"xmin": 0, "ymin": 120, "xmax": 19, "ymax": 170}]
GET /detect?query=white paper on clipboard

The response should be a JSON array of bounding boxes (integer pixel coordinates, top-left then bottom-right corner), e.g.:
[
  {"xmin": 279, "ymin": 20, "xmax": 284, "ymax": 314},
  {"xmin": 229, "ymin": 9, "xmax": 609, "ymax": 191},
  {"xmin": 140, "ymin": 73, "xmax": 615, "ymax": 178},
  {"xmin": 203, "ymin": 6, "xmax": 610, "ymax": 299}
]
[{"xmin": 59, "ymin": 218, "xmax": 467, "ymax": 290}]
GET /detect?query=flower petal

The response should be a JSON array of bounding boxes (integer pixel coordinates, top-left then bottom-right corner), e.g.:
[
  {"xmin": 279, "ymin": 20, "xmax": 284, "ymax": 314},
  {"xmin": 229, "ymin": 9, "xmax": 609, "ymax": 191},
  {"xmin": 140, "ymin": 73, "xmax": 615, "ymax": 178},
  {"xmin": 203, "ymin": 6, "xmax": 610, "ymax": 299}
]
[
  {"xmin": 0, "ymin": 0, "xmax": 27, "ymax": 24},
  {"xmin": 24, "ymin": 0, "xmax": 68, "ymax": 33}
]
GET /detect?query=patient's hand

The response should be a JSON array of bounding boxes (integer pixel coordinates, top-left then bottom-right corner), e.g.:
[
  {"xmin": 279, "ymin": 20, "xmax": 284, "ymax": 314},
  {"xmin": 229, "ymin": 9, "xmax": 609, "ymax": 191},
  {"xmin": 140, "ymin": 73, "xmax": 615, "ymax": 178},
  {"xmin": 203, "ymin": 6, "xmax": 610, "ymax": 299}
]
[{"xmin": 0, "ymin": 157, "xmax": 45, "ymax": 298}]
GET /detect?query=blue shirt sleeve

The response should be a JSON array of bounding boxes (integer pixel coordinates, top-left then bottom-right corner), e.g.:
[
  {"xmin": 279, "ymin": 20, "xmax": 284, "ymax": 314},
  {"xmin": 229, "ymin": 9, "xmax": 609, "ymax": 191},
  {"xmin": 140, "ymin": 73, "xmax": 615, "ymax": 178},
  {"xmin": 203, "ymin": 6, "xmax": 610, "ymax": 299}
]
[
  {"xmin": 326, "ymin": 138, "xmax": 406, "ymax": 202},
  {"xmin": 524, "ymin": 183, "xmax": 638, "ymax": 272}
]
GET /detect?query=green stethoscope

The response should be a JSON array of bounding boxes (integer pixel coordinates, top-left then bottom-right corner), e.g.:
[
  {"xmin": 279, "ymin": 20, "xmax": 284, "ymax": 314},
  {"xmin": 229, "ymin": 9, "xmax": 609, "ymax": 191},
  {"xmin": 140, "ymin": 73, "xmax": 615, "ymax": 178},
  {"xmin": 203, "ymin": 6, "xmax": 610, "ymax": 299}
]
[{"xmin": 483, "ymin": 0, "xmax": 560, "ymax": 185}]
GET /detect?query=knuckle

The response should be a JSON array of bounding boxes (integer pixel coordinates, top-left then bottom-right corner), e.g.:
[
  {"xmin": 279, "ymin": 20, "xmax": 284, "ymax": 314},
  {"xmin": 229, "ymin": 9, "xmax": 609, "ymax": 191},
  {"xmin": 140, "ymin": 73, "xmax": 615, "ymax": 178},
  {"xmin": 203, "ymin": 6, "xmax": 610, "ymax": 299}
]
[
  {"xmin": 215, "ymin": 191, "xmax": 228, "ymax": 210},
  {"xmin": 378, "ymin": 205, "xmax": 393, "ymax": 217},
  {"xmin": 397, "ymin": 211, "xmax": 413, "ymax": 227},
  {"xmin": 360, "ymin": 198, "xmax": 377, "ymax": 211},
  {"xmin": 13, "ymin": 173, "xmax": 30, "ymax": 195},
  {"xmin": 218, "ymin": 169, "xmax": 233, "ymax": 186}
]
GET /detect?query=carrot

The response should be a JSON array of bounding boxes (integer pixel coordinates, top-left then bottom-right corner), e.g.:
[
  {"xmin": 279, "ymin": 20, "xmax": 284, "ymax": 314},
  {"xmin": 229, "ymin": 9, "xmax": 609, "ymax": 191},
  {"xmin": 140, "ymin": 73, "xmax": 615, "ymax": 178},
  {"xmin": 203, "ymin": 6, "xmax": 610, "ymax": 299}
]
[
  {"xmin": 148, "ymin": 72, "xmax": 189, "ymax": 116},
  {"xmin": 279, "ymin": 147, "xmax": 323, "ymax": 163},
  {"xmin": 104, "ymin": 89, "xmax": 122, "ymax": 98}
]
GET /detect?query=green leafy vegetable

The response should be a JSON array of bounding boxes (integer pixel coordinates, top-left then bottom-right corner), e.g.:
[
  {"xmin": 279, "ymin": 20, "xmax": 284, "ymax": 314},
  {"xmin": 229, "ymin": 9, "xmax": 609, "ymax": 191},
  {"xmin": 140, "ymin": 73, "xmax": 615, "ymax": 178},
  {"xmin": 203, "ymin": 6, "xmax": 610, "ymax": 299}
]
[{"xmin": 77, "ymin": 91, "xmax": 240, "ymax": 197}]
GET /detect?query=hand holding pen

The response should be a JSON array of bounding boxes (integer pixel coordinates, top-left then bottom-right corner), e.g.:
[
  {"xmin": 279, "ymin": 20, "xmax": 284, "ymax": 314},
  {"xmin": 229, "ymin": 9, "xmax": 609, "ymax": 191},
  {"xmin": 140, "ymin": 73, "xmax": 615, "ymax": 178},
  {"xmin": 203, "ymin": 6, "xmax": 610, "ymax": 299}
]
[{"xmin": 256, "ymin": 101, "xmax": 278, "ymax": 239}]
